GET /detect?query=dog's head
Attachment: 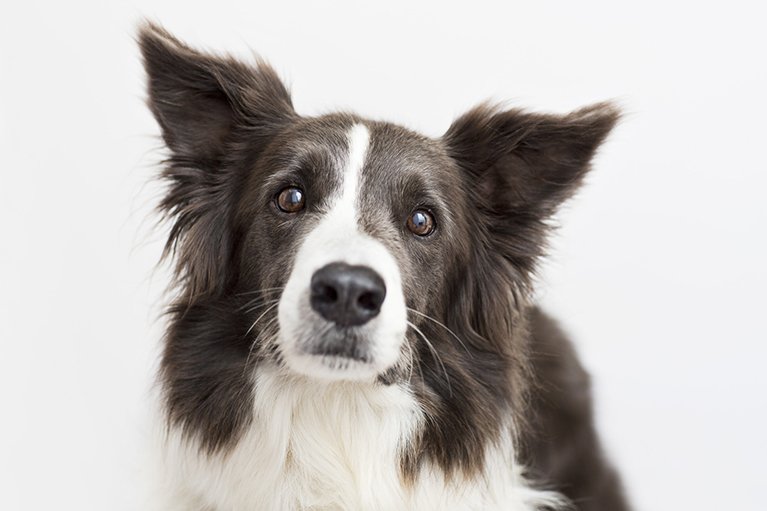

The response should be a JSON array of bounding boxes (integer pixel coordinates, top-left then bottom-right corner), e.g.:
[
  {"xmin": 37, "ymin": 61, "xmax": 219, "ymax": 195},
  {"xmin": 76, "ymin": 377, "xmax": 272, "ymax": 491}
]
[{"xmin": 141, "ymin": 23, "xmax": 617, "ymax": 420}]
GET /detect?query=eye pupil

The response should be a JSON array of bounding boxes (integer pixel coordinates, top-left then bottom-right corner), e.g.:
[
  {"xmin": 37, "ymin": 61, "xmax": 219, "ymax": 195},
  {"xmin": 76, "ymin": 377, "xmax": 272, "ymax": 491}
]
[
  {"xmin": 276, "ymin": 187, "xmax": 305, "ymax": 213},
  {"xmin": 407, "ymin": 209, "xmax": 435, "ymax": 236}
]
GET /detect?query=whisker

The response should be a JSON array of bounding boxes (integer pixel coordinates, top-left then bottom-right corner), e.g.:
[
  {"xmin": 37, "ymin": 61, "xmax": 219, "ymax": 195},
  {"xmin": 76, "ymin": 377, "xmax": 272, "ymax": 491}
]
[
  {"xmin": 407, "ymin": 307, "xmax": 472, "ymax": 356},
  {"xmin": 242, "ymin": 298, "xmax": 280, "ymax": 314},
  {"xmin": 407, "ymin": 320, "xmax": 452, "ymax": 397},
  {"xmin": 243, "ymin": 316, "xmax": 279, "ymax": 376},
  {"xmin": 414, "ymin": 355, "xmax": 426, "ymax": 390},
  {"xmin": 403, "ymin": 339, "xmax": 424, "ymax": 389},
  {"xmin": 404, "ymin": 341, "xmax": 415, "ymax": 384},
  {"xmin": 235, "ymin": 287, "xmax": 285, "ymax": 297},
  {"xmin": 245, "ymin": 302, "xmax": 280, "ymax": 338},
  {"xmin": 236, "ymin": 288, "xmax": 284, "ymax": 310}
]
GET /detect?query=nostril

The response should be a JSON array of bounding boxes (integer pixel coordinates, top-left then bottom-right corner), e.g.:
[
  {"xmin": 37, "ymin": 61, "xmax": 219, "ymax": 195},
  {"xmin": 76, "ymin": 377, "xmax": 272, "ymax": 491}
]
[
  {"xmin": 357, "ymin": 291, "xmax": 380, "ymax": 312},
  {"xmin": 316, "ymin": 284, "xmax": 338, "ymax": 304}
]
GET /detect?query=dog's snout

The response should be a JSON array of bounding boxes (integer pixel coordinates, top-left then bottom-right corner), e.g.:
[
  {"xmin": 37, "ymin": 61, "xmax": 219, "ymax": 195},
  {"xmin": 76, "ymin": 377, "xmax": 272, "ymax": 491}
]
[{"xmin": 310, "ymin": 263, "xmax": 386, "ymax": 327}]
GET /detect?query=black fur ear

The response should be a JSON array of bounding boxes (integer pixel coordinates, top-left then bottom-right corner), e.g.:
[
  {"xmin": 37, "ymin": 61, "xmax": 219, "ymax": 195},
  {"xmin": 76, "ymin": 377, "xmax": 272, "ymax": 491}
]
[
  {"xmin": 444, "ymin": 102, "xmax": 619, "ymax": 283},
  {"xmin": 139, "ymin": 21, "xmax": 294, "ymax": 161},
  {"xmin": 138, "ymin": 22, "xmax": 295, "ymax": 299},
  {"xmin": 444, "ymin": 102, "xmax": 620, "ymax": 217}
]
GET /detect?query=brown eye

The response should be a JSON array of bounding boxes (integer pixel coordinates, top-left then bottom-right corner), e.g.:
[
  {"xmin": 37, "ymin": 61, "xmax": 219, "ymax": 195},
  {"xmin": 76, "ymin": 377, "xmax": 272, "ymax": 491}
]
[
  {"xmin": 276, "ymin": 187, "xmax": 305, "ymax": 213},
  {"xmin": 407, "ymin": 209, "xmax": 436, "ymax": 236}
]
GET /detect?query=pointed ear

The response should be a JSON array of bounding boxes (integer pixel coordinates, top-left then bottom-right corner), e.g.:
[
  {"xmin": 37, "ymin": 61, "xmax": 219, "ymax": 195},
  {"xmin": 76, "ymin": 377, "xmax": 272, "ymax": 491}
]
[
  {"xmin": 138, "ymin": 21, "xmax": 294, "ymax": 163},
  {"xmin": 444, "ymin": 102, "xmax": 620, "ymax": 217},
  {"xmin": 138, "ymin": 22, "xmax": 296, "ymax": 299}
]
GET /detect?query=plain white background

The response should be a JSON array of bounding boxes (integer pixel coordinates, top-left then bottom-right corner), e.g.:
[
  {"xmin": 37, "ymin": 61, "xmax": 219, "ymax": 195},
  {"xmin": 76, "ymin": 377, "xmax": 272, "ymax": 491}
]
[{"xmin": 1, "ymin": 1, "xmax": 765, "ymax": 509}]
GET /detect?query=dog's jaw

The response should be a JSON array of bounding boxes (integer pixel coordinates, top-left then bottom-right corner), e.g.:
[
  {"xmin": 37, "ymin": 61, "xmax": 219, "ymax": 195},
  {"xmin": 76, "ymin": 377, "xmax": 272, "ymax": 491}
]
[{"xmin": 277, "ymin": 124, "xmax": 408, "ymax": 381}]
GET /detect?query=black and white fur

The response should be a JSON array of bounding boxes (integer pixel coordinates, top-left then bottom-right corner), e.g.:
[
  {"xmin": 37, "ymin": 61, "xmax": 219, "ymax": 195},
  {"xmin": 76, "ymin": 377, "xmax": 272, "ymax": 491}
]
[{"xmin": 140, "ymin": 22, "xmax": 630, "ymax": 511}]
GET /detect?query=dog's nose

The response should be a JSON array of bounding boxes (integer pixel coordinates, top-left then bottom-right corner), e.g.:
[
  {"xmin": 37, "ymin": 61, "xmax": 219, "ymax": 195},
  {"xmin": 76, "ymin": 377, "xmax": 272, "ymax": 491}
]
[{"xmin": 310, "ymin": 263, "xmax": 386, "ymax": 327}]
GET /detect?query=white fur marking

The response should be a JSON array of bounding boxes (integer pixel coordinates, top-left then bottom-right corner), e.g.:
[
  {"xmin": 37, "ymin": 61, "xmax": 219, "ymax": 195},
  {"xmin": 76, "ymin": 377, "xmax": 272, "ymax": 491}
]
[
  {"xmin": 338, "ymin": 123, "xmax": 369, "ymax": 219},
  {"xmin": 278, "ymin": 124, "xmax": 407, "ymax": 381}
]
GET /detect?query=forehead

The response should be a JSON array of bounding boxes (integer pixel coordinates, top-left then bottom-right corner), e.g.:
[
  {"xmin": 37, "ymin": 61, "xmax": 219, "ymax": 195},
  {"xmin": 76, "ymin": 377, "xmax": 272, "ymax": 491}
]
[
  {"xmin": 260, "ymin": 115, "xmax": 459, "ymax": 206},
  {"xmin": 364, "ymin": 121, "xmax": 456, "ymax": 196}
]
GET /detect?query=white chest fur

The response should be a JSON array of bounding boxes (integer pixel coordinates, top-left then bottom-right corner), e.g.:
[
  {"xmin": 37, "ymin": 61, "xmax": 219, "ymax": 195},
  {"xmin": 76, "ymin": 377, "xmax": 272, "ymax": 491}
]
[{"xmin": 155, "ymin": 368, "xmax": 560, "ymax": 511}]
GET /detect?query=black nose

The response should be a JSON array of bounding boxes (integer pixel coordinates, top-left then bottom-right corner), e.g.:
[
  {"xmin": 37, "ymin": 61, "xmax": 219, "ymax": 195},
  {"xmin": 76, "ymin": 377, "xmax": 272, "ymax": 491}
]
[{"xmin": 310, "ymin": 263, "xmax": 386, "ymax": 327}]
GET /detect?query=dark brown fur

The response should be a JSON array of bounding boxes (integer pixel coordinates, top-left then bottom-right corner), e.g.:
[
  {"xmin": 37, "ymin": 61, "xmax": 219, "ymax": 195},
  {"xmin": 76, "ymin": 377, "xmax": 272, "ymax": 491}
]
[
  {"xmin": 521, "ymin": 308, "xmax": 631, "ymax": 511},
  {"xmin": 140, "ymin": 21, "xmax": 630, "ymax": 510}
]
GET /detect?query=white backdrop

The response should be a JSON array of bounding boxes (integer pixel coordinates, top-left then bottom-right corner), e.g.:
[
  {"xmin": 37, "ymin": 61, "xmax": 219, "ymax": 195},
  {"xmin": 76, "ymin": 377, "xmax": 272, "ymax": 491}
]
[{"xmin": 1, "ymin": 1, "xmax": 765, "ymax": 510}]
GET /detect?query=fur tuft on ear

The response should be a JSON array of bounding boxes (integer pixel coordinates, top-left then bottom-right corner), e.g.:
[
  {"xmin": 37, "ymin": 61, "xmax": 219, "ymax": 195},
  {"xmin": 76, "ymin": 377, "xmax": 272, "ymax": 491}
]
[
  {"xmin": 444, "ymin": 101, "xmax": 620, "ymax": 217},
  {"xmin": 138, "ymin": 21, "xmax": 295, "ymax": 299}
]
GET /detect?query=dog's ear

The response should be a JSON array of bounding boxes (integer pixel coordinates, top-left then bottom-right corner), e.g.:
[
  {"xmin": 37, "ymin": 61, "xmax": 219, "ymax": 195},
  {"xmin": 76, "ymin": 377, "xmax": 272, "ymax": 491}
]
[
  {"xmin": 139, "ymin": 22, "xmax": 295, "ymax": 299},
  {"xmin": 139, "ymin": 21, "xmax": 294, "ymax": 162},
  {"xmin": 444, "ymin": 102, "xmax": 619, "ymax": 218},
  {"xmin": 444, "ymin": 102, "xmax": 619, "ymax": 282}
]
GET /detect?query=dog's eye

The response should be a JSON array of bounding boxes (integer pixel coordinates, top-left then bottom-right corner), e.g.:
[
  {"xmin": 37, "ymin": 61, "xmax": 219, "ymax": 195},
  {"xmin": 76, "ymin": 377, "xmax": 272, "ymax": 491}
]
[
  {"xmin": 407, "ymin": 209, "xmax": 436, "ymax": 236},
  {"xmin": 276, "ymin": 187, "xmax": 305, "ymax": 213}
]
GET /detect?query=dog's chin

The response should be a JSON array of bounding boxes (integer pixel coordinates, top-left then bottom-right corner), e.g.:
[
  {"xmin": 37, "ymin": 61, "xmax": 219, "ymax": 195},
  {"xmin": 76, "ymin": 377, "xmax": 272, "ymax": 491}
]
[
  {"xmin": 282, "ymin": 351, "xmax": 388, "ymax": 382},
  {"xmin": 278, "ymin": 332, "xmax": 402, "ymax": 382}
]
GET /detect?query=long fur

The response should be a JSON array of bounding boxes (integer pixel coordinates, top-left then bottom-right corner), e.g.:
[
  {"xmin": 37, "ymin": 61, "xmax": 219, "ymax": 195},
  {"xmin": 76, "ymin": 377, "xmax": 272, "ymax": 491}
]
[{"xmin": 139, "ymin": 21, "xmax": 631, "ymax": 511}]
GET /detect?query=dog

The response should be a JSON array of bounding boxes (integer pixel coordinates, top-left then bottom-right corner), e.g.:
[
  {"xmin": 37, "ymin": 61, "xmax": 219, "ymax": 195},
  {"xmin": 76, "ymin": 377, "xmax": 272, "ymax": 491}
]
[{"xmin": 139, "ymin": 22, "xmax": 631, "ymax": 511}]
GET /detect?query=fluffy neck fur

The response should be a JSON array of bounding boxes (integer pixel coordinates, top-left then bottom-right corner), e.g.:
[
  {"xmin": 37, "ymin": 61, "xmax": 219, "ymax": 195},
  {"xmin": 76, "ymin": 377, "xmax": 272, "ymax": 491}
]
[{"xmin": 155, "ymin": 362, "xmax": 562, "ymax": 511}]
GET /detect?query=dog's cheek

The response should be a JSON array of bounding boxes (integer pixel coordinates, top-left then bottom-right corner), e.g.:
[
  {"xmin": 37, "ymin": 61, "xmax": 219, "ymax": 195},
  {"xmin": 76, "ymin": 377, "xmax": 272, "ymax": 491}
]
[{"xmin": 402, "ymin": 239, "xmax": 450, "ymax": 314}]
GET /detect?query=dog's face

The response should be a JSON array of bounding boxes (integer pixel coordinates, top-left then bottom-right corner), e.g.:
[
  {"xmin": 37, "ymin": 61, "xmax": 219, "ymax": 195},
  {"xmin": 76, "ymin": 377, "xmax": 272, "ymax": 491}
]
[
  {"xmin": 140, "ymin": 23, "xmax": 617, "ymax": 456},
  {"xmin": 235, "ymin": 117, "xmax": 470, "ymax": 381}
]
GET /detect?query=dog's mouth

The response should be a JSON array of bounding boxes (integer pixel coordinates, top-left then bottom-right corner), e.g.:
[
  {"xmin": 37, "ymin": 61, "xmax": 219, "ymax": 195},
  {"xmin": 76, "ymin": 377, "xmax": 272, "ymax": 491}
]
[
  {"xmin": 280, "ymin": 318, "xmax": 397, "ymax": 380},
  {"xmin": 300, "ymin": 328, "xmax": 372, "ymax": 363}
]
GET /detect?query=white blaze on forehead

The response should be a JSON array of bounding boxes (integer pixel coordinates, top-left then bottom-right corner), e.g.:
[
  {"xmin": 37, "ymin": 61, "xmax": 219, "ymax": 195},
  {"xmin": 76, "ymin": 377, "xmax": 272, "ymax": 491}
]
[{"xmin": 334, "ymin": 123, "xmax": 370, "ymax": 221}]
